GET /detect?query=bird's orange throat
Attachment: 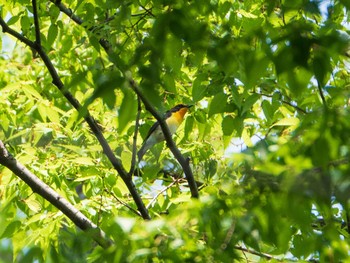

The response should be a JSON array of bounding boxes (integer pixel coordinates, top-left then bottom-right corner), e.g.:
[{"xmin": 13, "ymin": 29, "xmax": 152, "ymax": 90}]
[{"xmin": 176, "ymin": 108, "xmax": 188, "ymax": 120}]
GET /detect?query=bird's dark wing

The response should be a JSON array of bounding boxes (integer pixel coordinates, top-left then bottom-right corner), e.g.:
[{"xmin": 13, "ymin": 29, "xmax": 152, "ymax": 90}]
[{"xmin": 143, "ymin": 121, "xmax": 160, "ymax": 141}]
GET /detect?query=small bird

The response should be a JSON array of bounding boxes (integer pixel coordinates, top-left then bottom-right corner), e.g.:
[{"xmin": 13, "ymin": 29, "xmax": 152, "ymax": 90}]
[{"xmin": 137, "ymin": 104, "xmax": 192, "ymax": 162}]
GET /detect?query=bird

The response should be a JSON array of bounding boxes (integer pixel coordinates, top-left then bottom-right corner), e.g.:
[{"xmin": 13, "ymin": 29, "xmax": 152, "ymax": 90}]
[{"xmin": 137, "ymin": 104, "xmax": 192, "ymax": 162}]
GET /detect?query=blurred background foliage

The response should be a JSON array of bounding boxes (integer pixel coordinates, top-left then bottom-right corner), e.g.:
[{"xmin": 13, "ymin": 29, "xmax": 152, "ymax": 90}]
[{"xmin": 1, "ymin": 0, "xmax": 350, "ymax": 261}]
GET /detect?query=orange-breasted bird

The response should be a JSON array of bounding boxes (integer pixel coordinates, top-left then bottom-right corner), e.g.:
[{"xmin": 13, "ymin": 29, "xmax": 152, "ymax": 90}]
[{"xmin": 137, "ymin": 104, "xmax": 192, "ymax": 161}]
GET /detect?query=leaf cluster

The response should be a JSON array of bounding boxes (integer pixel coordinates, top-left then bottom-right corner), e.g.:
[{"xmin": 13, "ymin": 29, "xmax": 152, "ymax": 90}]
[{"xmin": 1, "ymin": 0, "xmax": 350, "ymax": 262}]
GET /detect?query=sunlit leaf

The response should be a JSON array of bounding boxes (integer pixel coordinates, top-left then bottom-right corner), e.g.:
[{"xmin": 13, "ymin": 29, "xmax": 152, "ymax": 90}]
[
  {"xmin": 47, "ymin": 24, "xmax": 58, "ymax": 48},
  {"xmin": 1, "ymin": 221, "xmax": 21, "ymax": 239},
  {"xmin": 271, "ymin": 117, "xmax": 300, "ymax": 127},
  {"xmin": 118, "ymin": 88, "xmax": 137, "ymax": 134}
]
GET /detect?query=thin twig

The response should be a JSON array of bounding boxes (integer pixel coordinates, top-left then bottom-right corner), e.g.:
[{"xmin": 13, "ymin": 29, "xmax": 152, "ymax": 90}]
[
  {"xmin": 105, "ymin": 188, "xmax": 142, "ymax": 217},
  {"xmin": 97, "ymin": 176, "xmax": 106, "ymax": 226},
  {"xmin": 234, "ymin": 245, "xmax": 283, "ymax": 261},
  {"xmin": 138, "ymin": 3, "xmax": 155, "ymax": 17},
  {"xmin": 129, "ymin": 96, "xmax": 142, "ymax": 176},
  {"xmin": 251, "ymin": 91, "xmax": 307, "ymax": 114},
  {"xmin": 317, "ymin": 82, "xmax": 327, "ymax": 106},
  {"xmin": 146, "ymin": 179, "xmax": 181, "ymax": 209}
]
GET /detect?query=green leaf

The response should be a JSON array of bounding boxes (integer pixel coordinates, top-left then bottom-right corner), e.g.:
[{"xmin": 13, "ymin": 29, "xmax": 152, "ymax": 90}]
[
  {"xmin": 286, "ymin": 68, "xmax": 312, "ymax": 97},
  {"xmin": 49, "ymin": 4, "xmax": 60, "ymax": 22},
  {"xmin": 242, "ymin": 93, "xmax": 260, "ymax": 114},
  {"xmin": 209, "ymin": 92, "xmax": 227, "ymax": 117},
  {"xmin": 194, "ymin": 109, "xmax": 206, "ymax": 124},
  {"xmin": 262, "ymin": 100, "xmax": 274, "ymax": 122},
  {"xmin": 242, "ymin": 127, "xmax": 253, "ymax": 147},
  {"xmin": 23, "ymin": 198, "xmax": 41, "ymax": 213},
  {"xmin": 86, "ymin": 72, "xmax": 123, "ymax": 112},
  {"xmin": 121, "ymin": 150, "xmax": 132, "ymax": 171},
  {"xmin": 313, "ymin": 52, "xmax": 331, "ymax": 87},
  {"xmin": 1, "ymin": 221, "xmax": 21, "ymax": 239},
  {"xmin": 244, "ymin": 52, "xmax": 270, "ymax": 88},
  {"xmin": 7, "ymin": 15, "xmax": 20, "ymax": 26},
  {"xmin": 118, "ymin": 88, "xmax": 137, "ymax": 134},
  {"xmin": 272, "ymin": 117, "xmax": 300, "ymax": 127},
  {"xmin": 46, "ymin": 104, "xmax": 60, "ymax": 123},
  {"xmin": 37, "ymin": 103, "xmax": 47, "ymax": 122},
  {"xmin": 164, "ymin": 34, "xmax": 183, "ymax": 73},
  {"xmin": 184, "ymin": 115, "xmax": 194, "ymax": 140},
  {"xmin": 232, "ymin": 116, "xmax": 244, "ymax": 136},
  {"xmin": 222, "ymin": 115, "xmax": 235, "ymax": 136},
  {"xmin": 192, "ymin": 74, "xmax": 208, "ymax": 102},
  {"xmin": 163, "ymin": 74, "xmax": 176, "ymax": 93},
  {"xmin": 311, "ymin": 136, "xmax": 330, "ymax": 167},
  {"xmin": 22, "ymin": 85, "xmax": 43, "ymax": 100},
  {"xmin": 47, "ymin": 24, "xmax": 58, "ymax": 48},
  {"xmin": 20, "ymin": 15, "xmax": 31, "ymax": 32},
  {"xmin": 72, "ymin": 157, "xmax": 95, "ymax": 165}
]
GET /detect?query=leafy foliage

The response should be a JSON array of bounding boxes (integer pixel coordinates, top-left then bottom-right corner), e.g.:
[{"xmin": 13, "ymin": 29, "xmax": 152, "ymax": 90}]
[{"xmin": 1, "ymin": 0, "xmax": 350, "ymax": 262}]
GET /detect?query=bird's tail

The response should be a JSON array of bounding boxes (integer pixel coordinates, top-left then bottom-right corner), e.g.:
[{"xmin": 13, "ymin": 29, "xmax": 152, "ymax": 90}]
[{"xmin": 137, "ymin": 142, "xmax": 152, "ymax": 162}]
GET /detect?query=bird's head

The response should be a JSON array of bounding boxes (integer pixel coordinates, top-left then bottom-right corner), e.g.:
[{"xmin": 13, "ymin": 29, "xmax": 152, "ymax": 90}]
[
  {"xmin": 170, "ymin": 104, "xmax": 193, "ymax": 117},
  {"xmin": 171, "ymin": 104, "xmax": 192, "ymax": 111}
]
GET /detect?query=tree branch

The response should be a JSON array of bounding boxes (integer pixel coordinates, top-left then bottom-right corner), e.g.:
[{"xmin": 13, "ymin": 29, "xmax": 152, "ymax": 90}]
[
  {"xmin": 251, "ymin": 91, "xmax": 307, "ymax": 114},
  {"xmin": 0, "ymin": 14, "xmax": 150, "ymax": 220},
  {"xmin": 32, "ymin": 0, "xmax": 41, "ymax": 46},
  {"xmin": 146, "ymin": 178, "xmax": 181, "ymax": 209},
  {"xmin": 129, "ymin": 96, "xmax": 142, "ymax": 176},
  {"xmin": 0, "ymin": 17, "xmax": 35, "ymax": 47},
  {"xmin": 104, "ymin": 188, "xmax": 142, "ymax": 217},
  {"xmin": 234, "ymin": 245, "xmax": 284, "ymax": 261},
  {"xmin": 317, "ymin": 81, "xmax": 327, "ymax": 106},
  {"xmin": 128, "ymin": 77, "xmax": 199, "ymax": 198},
  {"xmin": 0, "ymin": 140, "xmax": 112, "ymax": 248}
]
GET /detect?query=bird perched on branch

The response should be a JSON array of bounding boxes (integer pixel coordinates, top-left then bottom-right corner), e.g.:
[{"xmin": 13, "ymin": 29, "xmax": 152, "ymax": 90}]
[{"xmin": 137, "ymin": 104, "xmax": 192, "ymax": 162}]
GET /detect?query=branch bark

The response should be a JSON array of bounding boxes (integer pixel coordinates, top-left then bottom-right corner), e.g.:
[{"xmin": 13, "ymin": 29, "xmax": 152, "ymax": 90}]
[{"xmin": 0, "ymin": 140, "xmax": 112, "ymax": 248}]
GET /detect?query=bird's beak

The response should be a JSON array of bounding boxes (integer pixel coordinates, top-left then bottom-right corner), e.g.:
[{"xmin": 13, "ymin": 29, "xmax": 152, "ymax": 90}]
[{"xmin": 187, "ymin": 105, "xmax": 194, "ymax": 108}]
